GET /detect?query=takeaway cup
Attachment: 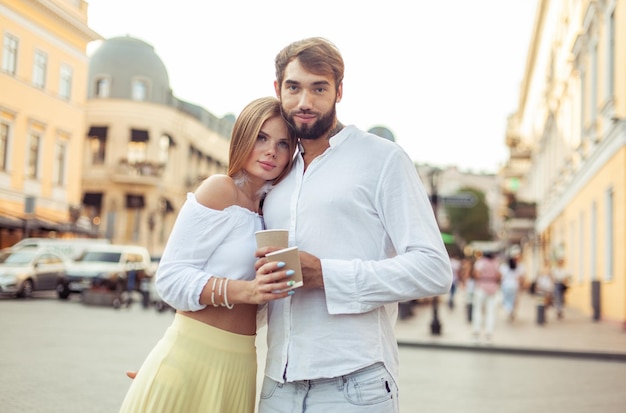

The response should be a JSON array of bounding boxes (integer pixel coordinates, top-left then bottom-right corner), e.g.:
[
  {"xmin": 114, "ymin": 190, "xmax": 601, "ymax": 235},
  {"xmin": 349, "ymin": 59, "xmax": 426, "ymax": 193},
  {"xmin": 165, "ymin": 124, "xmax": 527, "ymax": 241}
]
[
  {"xmin": 255, "ymin": 229, "xmax": 289, "ymax": 249},
  {"xmin": 265, "ymin": 246, "xmax": 304, "ymax": 290}
]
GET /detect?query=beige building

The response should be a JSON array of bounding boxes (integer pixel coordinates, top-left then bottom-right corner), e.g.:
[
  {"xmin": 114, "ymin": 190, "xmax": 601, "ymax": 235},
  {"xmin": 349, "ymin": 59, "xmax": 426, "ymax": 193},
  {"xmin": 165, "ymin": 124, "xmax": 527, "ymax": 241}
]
[
  {"xmin": 84, "ymin": 36, "xmax": 233, "ymax": 255},
  {"xmin": 502, "ymin": 0, "xmax": 626, "ymax": 327},
  {"xmin": 0, "ymin": 0, "xmax": 100, "ymax": 248}
]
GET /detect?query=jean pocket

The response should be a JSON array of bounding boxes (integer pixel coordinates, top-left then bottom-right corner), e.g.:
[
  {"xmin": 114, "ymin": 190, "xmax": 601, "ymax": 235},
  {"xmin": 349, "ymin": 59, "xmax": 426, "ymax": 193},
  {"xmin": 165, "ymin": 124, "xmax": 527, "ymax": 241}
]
[
  {"xmin": 259, "ymin": 377, "xmax": 280, "ymax": 399},
  {"xmin": 344, "ymin": 367, "xmax": 395, "ymax": 406}
]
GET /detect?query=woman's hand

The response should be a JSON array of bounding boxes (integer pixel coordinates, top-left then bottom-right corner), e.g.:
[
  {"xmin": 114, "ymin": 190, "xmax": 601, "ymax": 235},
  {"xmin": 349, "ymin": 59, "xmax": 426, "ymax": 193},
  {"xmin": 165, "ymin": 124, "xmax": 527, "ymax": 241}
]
[{"xmin": 242, "ymin": 260, "xmax": 295, "ymax": 304}]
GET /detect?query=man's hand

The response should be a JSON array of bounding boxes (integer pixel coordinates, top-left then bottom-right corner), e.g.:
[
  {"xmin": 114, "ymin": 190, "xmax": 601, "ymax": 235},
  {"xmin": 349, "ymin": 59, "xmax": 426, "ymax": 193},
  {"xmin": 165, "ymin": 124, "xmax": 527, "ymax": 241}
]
[{"xmin": 299, "ymin": 251, "xmax": 323, "ymax": 289}]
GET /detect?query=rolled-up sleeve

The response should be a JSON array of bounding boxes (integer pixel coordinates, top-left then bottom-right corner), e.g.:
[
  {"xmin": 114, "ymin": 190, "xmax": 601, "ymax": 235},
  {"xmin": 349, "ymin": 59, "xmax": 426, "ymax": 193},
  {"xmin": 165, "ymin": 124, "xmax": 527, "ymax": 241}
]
[{"xmin": 322, "ymin": 149, "xmax": 453, "ymax": 314}]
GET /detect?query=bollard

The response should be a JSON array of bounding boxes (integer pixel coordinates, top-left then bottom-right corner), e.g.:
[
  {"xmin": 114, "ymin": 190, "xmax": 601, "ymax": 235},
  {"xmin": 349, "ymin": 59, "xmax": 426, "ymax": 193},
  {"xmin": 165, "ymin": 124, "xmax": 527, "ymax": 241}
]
[
  {"xmin": 140, "ymin": 278, "xmax": 150, "ymax": 309},
  {"xmin": 591, "ymin": 280, "xmax": 601, "ymax": 321},
  {"xmin": 466, "ymin": 302, "xmax": 473, "ymax": 323},
  {"xmin": 536, "ymin": 297, "xmax": 546, "ymax": 325}
]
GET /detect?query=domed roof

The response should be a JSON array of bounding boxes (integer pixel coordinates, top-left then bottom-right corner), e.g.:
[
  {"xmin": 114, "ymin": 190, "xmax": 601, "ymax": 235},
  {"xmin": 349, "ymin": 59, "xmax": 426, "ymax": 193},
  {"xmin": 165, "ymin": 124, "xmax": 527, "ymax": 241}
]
[
  {"xmin": 88, "ymin": 36, "xmax": 171, "ymax": 104},
  {"xmin": 368, "ymin": 126, "xmax": 395, "ymax": 142}
]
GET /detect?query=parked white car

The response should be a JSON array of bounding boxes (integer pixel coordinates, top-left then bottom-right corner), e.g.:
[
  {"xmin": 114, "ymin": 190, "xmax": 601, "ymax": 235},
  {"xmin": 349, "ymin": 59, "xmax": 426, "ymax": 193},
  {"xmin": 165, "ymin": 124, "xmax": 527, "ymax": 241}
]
[{"xmin": 60, "ymin": 244, "xmax": 152, "ymax": 297}]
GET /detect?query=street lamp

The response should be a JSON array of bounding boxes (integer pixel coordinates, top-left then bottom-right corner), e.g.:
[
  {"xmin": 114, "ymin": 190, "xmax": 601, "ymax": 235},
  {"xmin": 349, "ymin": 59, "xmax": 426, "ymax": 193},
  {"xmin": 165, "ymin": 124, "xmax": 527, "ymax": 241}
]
[{"xmin": 428, "ymin": 167, "xmax": 442, "ymax": 336}]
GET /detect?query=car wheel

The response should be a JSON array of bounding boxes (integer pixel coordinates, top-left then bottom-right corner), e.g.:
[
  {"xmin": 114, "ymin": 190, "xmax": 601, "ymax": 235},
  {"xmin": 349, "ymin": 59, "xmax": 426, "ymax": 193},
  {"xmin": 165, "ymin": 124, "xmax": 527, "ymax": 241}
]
[
  {"xmin": 17, "ymin": 279, "xmax": 34, "ymax": 299},
  {"xmin": 57, "ymin": 283, "xmax": 70, "ymax": 300}
]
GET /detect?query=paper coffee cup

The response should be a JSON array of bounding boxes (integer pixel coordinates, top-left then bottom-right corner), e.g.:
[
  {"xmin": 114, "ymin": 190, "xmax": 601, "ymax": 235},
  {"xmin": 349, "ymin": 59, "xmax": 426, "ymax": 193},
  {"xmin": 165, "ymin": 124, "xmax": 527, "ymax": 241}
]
[
  {"xmin": 255, "ymin": 229, "xmax": 289, "ymax": 249},
  {"xmin": 265, "ymin": 246, "xmax": 304, "ymax": 290}
]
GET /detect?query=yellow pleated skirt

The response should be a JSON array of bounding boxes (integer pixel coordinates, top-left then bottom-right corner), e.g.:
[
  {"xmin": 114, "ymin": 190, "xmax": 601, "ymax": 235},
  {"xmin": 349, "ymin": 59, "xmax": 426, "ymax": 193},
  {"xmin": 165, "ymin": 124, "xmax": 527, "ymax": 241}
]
[{"xmin": 119, "ymin": 313, "xmax": 257, "ymax": 413}]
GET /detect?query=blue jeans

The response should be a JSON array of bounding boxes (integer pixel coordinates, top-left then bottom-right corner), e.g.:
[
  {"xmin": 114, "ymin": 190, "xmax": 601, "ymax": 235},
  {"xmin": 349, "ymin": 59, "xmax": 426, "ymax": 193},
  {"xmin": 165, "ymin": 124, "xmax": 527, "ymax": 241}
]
[{"xmin": 258, "ymin": 362, "xmax": 399, "ymax": 413}]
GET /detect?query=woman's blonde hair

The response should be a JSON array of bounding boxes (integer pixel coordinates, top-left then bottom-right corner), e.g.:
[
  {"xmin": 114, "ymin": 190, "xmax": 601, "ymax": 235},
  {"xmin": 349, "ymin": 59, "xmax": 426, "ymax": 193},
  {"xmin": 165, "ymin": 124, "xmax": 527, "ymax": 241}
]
[{"xmin": 227, "ymin": 97, "xmax": 296, "ymax": 185}]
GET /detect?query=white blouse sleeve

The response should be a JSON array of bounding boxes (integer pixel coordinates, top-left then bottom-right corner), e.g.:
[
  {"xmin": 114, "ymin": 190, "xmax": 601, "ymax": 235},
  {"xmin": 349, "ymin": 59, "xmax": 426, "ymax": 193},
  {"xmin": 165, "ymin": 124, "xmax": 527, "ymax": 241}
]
[{"xmin": 155, "ymin": 193, "xmax": 235, "ymax": 311}]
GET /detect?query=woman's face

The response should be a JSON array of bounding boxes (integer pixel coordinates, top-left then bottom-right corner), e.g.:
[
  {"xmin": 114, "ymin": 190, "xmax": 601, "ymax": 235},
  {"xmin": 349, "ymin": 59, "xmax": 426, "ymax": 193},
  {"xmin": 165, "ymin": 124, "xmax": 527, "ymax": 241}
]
[{"xmin": 244, "ymin": 115, "xmax": 291, "ymax": 182}]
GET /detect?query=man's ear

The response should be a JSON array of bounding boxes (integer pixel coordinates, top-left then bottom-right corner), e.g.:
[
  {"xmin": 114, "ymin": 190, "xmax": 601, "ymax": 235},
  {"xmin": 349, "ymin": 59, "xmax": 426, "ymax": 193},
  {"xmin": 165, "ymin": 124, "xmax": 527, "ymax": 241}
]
[
  {"xmin": 336, "ymin": 82, "xmax": 343, "ymax": 103},
  {"xmin": 274, "ymin": 80, "xmax": 280, "ymax": 98}
]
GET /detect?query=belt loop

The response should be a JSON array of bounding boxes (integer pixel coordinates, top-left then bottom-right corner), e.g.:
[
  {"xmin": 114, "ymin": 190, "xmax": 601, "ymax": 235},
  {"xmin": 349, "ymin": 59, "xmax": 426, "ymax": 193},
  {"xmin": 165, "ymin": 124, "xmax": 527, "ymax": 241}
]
[{"xmin": 337, "ymin": 376, "xmax": 346, "ymax": 391}]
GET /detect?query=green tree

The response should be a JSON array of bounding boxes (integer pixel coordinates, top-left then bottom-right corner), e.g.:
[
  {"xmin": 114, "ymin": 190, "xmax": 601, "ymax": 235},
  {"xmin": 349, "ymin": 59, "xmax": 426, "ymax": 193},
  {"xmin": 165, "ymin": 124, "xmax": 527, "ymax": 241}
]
[{"xmin": 444, "ymin": 187, "xmax": 491, "ymax": 245}]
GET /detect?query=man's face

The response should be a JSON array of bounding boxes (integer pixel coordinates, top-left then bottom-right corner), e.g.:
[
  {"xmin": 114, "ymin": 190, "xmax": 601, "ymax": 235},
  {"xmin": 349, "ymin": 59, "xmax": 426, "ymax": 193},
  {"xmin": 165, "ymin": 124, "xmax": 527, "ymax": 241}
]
[{"xmin": 275, "ymin": 59, "xmax": 342, "ymax": 140}]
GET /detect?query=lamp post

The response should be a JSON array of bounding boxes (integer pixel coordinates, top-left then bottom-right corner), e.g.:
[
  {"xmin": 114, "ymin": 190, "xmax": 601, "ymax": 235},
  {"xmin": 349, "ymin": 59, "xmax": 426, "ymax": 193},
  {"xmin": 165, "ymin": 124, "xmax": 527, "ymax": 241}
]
[{"xmin": 428, "ymin": 168, "xmax": 442, "ymax": 336}]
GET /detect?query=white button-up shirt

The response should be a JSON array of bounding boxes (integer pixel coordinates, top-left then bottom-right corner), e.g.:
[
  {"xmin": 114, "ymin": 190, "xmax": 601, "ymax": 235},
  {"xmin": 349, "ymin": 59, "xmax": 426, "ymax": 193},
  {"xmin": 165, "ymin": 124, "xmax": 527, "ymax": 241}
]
[{"xmin": 262, "ymin": 125, "xmax": 453, "ymax": 384}]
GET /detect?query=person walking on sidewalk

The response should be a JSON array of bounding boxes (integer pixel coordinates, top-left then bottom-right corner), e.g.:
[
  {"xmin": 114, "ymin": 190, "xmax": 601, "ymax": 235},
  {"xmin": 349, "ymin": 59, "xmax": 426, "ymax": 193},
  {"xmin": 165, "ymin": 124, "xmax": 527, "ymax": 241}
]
[
  {"xmin": 471, "ymin": 251, "xmax": 501, "ymax": 342},
  {"xmin": 499, "ymin": 255, "xmax": 524, "ymax": 321},
  {"xmin": 255, "ymin": 37, "xmax": 453, "ymax": 413},
  {"xmin": 448, "ymin": 252, "xmax": 462, "ymax": 310},
  {"xmin": 552, "ymin": 258, "xmax": 569, "ymax": 318}
]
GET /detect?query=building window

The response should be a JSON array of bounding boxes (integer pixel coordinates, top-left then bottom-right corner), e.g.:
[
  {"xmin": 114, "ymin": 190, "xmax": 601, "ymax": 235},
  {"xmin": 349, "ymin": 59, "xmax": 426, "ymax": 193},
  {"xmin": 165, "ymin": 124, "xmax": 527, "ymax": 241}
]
[
  {"xmin": 54, "ymin": 140, "xmax": 67, "ymax": 186},
  {"xmin": 33, "ymin": 50, "xmax": 47, "ymax": 89},
  {"xmin": 2, "ymin": 33, "xmax": 18, "ymax": 75},
  {"xmin": 0, "ymin": 122, "xmax": 9, "ymax": 171},
  {"xmin": 579, "ymin": 70, "xmax": 585, "ymax": 140},
  {"xmin": 590, "ymin": 201, "xmax": 597, "ymax": 280},
  {"xmin": 94, "ymin": 77, "xmax": 110, "ymax": 98},
  {"xmin": 87, "ymin": 126, "xmax": 108, "ymax": 165},
  {"xmin": 604, "ymin": 188, "xmax": 614, "ymax": 281},
  {"xmin": 128, "ymin": 129, "xmax": 148, "ymax": 163},
  {"xmin": 578, "ymin": 211, "xmax": 584, "ymax": 283},
  {"xmin": 590, "ymin": 42, "xmax": 598, "ymax": 124},
  {"xmin": 606, "ymin": 10, "xmax": 615, "ymax": 99},
  {"xmin": 27, "ymin": 133, "xmax": 41, "ymax": 179},
  {"xmin": 132, "ymin": 79, "xmax": 148, "ymax": 101},
  {"xmin": 128, "ymin": 142, "xmax": 147, "ymax": 164},
  {"xmin": 159, "ymin": 134, "xmax": 173, "ymax": 164},
  {"xmin": 59, "ymin": 64, "xmax": 73, "ymax": 100}
]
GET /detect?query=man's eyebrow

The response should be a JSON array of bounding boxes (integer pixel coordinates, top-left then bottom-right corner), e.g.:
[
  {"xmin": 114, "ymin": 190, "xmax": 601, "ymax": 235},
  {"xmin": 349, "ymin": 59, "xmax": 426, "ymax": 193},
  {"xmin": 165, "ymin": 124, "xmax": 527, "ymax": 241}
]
[{"xmin": 284, "ymin": 79, "xmax": 331, "ymax": 87}]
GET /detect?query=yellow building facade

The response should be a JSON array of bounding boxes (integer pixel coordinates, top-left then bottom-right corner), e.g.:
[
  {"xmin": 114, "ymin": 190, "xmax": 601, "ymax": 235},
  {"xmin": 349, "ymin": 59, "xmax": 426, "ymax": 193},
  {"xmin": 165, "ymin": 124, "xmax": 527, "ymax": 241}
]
[
  {"xmin": 505, "ymin": 0, "xmax": 626, "ymax": 327},
  {"xmin": 0, "ymin": 0, "xmax": 100, "ymax": 247}
]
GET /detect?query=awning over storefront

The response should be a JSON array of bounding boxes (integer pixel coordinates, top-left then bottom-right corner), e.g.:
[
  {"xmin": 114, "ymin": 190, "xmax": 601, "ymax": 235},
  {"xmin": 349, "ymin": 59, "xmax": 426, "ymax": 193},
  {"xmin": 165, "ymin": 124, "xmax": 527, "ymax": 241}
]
[
  {"xmin": 0, "ymin": 215, "xmax": 24, "ymax": 229},
  {"xmin": 125, "ymin": 194, "xmax": 145, "ymax": 209},
  {"xmin": 88, "ymin": 126, "xmax": 108, "ymax": 139},
  {"xmin": 83, "ymin": 192, "xmax": 103, "ymax": 209},
  {"xmin": 131, "ymin": 129, "xmax": 149, "ymax": 142}
]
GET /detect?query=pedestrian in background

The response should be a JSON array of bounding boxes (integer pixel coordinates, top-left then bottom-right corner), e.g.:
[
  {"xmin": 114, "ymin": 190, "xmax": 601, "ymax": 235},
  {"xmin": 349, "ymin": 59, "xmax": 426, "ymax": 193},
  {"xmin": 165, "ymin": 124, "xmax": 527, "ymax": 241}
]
[
  {"xmin": 499, "ymin": 255, "xmax": 525, "ymax": 321},
  {"xmin": 471, "ymin": 251, "xmax": 501, "ymax": 343},
  {"xmin": 448, "ymin": 252, "xmax": 462, "ymax": 310},
  {"xmin": 552, "ymin": 258, "xmax": 570, "ymax": 319},
  {"xmin": 461, "ymin": 255, "xmax": 476, "ymax": 323}
]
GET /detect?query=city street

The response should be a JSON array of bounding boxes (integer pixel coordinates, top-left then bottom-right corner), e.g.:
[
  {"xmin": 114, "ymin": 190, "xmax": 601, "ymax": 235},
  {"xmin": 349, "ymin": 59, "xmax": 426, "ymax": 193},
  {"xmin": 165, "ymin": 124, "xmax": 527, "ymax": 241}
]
[{"xmin": 0, "ymin": 293, "xmax": 625, "ymax": 413}]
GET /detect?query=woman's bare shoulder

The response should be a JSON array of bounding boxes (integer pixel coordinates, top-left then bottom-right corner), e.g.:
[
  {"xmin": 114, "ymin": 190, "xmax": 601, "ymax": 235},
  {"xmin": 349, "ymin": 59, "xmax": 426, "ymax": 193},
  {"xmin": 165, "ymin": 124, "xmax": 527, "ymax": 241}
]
[{"xmin": 194, "ymin": 175, "xmax": 238, "ymax": 211}]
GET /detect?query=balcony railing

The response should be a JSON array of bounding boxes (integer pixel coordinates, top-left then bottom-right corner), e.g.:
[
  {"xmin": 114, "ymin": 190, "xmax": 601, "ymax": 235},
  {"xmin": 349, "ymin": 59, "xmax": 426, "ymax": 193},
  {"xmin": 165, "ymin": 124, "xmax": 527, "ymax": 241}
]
[{"xmin": 116, "ymin": 159, "xmax": 164, "ymax": 178}]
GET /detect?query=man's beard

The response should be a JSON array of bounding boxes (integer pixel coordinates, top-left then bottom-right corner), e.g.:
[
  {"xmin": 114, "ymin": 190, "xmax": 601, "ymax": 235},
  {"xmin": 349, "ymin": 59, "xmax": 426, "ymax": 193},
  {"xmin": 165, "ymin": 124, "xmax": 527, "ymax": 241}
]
[{"xmin": 282, "ymin": 106, "xmax": 336, "ymax": 140}]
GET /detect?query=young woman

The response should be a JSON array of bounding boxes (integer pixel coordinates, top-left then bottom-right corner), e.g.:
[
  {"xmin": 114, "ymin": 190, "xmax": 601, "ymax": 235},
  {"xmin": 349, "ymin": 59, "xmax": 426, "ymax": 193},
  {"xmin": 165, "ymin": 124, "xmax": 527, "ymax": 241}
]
[{"xmin": 119, "ymin": 97, "xmax": 297, "ymax": 413}]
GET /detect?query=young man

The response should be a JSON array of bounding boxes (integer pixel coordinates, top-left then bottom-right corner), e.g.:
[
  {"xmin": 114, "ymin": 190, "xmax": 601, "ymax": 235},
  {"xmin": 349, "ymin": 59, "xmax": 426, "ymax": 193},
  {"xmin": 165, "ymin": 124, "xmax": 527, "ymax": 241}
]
[{"xmin": 256, "ymin": 37, "xmax": 453, "ymax": 412}]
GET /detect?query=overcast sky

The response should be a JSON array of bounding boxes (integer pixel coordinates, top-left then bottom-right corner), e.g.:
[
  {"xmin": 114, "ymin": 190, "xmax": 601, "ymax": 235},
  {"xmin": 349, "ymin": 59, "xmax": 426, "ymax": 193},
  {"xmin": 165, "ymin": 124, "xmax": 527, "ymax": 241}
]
[{"xmin": 86, "ymin": 0, "xmax": 537, "ymax": 174}]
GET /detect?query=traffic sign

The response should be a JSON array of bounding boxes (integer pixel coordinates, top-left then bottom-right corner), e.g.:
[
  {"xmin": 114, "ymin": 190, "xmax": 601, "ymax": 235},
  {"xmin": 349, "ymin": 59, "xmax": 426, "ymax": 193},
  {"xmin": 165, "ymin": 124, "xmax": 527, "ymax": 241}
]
[{"xmin": 440, "ymin": 193, "xmax": 477, "ymax": 208}]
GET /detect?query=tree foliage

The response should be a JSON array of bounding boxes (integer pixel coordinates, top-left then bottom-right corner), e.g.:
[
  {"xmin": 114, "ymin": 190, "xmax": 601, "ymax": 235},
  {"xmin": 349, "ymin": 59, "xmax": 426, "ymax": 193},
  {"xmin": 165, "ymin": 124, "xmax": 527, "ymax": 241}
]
[{"xmin": 444, "ymin": 187, "xmax": 491, "ymax": 245}]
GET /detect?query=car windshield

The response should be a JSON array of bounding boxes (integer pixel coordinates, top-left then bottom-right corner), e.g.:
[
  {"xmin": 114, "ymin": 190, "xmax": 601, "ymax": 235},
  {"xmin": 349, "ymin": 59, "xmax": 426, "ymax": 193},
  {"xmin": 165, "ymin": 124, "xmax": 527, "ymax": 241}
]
[
  {"xmin": 0, "ymin": 250, "xmax": 37, "ymax": 265},
  {"xmin": 78, "ymin": 251, "xmax": 122, "ymax": 263}
]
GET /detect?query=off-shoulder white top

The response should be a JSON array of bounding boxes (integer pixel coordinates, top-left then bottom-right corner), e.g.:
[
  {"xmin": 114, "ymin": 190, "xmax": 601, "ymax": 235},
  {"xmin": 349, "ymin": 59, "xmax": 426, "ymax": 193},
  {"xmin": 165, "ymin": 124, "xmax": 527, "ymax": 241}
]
[{"xmin": 155, "ymin": 192, "xmax": 264, "ymax": 311}]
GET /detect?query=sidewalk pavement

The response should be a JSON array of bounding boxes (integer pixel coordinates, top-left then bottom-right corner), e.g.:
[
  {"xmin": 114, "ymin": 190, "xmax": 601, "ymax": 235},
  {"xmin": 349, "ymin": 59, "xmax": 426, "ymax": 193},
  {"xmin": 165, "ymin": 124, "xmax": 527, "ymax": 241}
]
[{"xmin": 394, "ymin": 289, "xmax": 626, "ymax": 361}]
